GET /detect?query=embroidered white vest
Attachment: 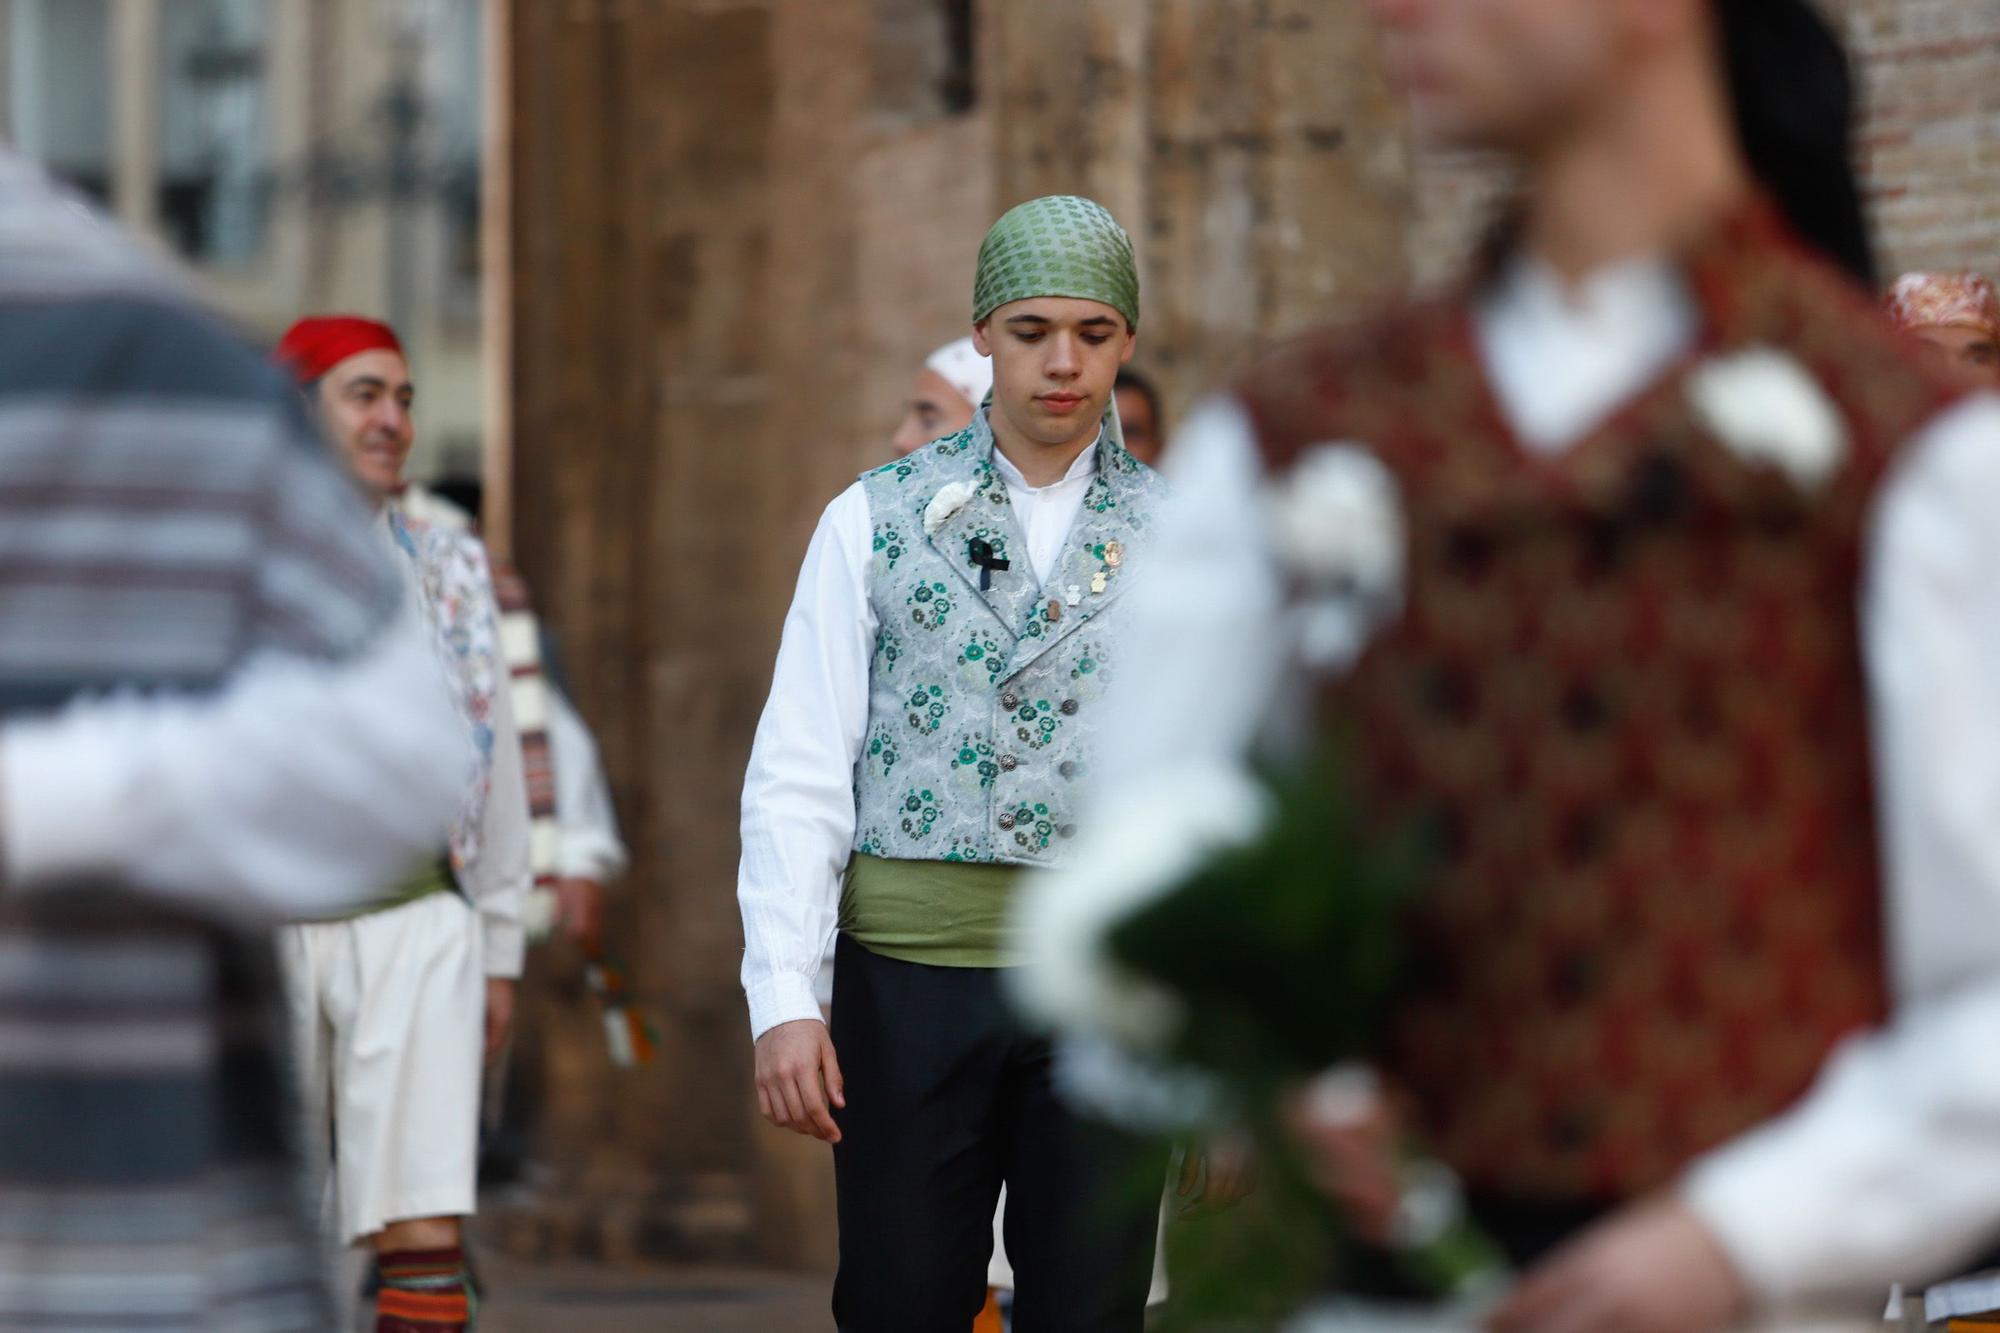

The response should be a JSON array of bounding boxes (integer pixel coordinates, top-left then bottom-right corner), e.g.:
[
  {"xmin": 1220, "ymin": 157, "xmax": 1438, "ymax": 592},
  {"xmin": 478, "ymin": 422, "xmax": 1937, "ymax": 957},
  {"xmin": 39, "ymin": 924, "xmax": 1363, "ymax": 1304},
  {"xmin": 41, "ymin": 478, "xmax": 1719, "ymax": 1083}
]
[{"xmin": 852, "ymin": 411, "xmax": 1164, "ymax": 865}]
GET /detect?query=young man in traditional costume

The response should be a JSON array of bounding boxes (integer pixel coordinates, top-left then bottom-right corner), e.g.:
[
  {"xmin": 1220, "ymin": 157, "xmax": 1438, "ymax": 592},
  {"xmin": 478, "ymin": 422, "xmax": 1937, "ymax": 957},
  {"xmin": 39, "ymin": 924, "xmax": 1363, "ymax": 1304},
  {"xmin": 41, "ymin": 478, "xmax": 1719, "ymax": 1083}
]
[
  {"xmin": 740, "ymin": 196, "xmax": 1168, "ymax": 1331},
  {"xmin": 275, "ymin": 316, "xmax": 530, "ymax": 1333},
  {"xmin": 1886, "ymin": 272, "xmax": 2000, "ymax": 389},
  {"xmin": 0, "ymin": 150, "xmax": 468, "ymax": 1333},
  {"xmin": 1032, "ymin": 1, "xmax": 2000, "ymax": 1329}
]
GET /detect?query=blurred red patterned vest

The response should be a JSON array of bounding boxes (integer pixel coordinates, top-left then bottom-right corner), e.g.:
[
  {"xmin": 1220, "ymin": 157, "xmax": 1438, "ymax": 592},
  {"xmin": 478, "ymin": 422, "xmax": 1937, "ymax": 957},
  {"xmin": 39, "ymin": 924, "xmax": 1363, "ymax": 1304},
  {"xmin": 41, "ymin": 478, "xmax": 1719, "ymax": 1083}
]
[{"xmin": 1237, "ymin": 201, "xmax": 1963, "ymax": 1203}]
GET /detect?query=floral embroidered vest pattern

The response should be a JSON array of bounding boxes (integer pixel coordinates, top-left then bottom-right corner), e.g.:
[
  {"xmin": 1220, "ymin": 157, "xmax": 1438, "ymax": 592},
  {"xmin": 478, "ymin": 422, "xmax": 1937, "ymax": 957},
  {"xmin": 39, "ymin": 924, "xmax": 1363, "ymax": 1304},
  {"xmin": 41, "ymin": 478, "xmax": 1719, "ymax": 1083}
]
[
  {"xmin": 1236, "ymin": 202, "xmax": 1965, "ymax": 1201},
  {"xmin": 391, "ymin": 508, "xmax": 503, "ymax": 877},
  {"xmin": 852, "ymin": 410, "xmax": 1164, "ymax": 867}
]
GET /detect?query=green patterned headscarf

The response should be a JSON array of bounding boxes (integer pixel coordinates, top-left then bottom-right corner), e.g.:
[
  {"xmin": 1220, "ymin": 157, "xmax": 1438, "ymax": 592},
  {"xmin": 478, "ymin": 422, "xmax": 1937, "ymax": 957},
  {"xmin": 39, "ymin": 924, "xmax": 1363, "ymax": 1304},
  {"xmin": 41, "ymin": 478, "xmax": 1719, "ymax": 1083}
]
[{"xmin": 972, "ymin": 195, "xmax": 1139, "ymax": 330}]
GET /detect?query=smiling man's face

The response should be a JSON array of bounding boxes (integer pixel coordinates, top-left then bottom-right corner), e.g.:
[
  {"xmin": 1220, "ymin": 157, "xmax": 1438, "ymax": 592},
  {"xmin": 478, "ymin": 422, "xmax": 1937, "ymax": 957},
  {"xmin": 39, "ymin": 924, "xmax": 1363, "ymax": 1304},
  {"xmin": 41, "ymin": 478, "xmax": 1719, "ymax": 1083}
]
[
  {"xmin": 973, "ymin": 296, "xmax": 1135, "ymax": 455},
  {"xmin": 318, "ymin": 349, "xmax": 416, "ymax": 502}
]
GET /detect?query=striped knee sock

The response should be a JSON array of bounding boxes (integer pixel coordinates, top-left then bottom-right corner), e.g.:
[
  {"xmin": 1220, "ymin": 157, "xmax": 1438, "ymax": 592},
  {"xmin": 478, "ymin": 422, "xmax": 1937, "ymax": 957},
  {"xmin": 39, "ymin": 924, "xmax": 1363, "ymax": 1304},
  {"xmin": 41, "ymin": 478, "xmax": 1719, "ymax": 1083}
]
[{"xmin": 375, "ymin": 1247, "xmax": 477, "ymax": 1332}]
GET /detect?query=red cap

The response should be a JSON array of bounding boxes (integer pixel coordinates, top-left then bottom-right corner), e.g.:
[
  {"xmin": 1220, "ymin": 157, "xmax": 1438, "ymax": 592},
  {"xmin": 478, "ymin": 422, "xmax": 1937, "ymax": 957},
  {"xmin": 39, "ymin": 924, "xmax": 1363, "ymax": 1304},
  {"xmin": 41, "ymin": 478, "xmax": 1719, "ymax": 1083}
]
[{"xmin": 274, "ymin": 316, "xmax": 405, "ymax": 384}]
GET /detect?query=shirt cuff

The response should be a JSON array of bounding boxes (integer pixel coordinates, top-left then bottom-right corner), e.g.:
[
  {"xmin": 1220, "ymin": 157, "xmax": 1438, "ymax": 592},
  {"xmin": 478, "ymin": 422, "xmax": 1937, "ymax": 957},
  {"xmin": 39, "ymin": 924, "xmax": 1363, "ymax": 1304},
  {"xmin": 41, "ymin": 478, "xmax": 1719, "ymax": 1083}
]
[
  {"xmin": 556, "ymin": 838, "xmax": 629, "ymax": 883},
  {"xmin": 483, "ymin": 914, "xmax": 526, "ymax": 979},
  {"xmin": 1681, "ymin": 1135, "xmax": 1839, "ymax": 1308},
  {"xmin": 746, "ymin": 971, "xmax": 824, "ymax": 1041}
]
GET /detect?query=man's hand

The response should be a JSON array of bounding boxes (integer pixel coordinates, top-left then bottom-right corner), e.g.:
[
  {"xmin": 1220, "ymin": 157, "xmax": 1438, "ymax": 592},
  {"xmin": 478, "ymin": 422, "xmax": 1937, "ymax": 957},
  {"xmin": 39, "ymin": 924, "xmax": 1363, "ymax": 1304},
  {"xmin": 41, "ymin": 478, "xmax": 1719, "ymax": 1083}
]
[
  {"xmin": 1285, "ymin": 1070, "xmax": 1402, "ymax": 1244},
  {"xmin": 484, "ymin": 977, "xmax": 517, "ymax": 1061},
  {"xmin": 554, "ymin": 876, "xmax": 606, "ymax": 953},
  {"xmin": 755, "ymin": 1018, "xmax": 845, "ymax": 1143},
  {"xmin": 1487, "ymin": 1196, "xmax": 1748, "ymax": 1333},
  {"xmin": 1175, "ymin": 1136, "xmax": 1259, "ymax": 1216}
]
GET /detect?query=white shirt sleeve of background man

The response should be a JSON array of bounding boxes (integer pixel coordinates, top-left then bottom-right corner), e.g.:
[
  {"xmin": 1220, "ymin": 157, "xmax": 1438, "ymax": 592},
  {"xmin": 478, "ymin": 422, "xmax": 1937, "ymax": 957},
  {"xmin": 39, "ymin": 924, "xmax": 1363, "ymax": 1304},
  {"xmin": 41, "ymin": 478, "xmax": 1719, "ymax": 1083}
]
[
  {"xmin": 550, "ymin": 686, "xmax": 630, "ymax": 883},
  {"xmin": 738, "ymin": 481, "xmax": 878, "ymax": 1040},
  {"xmin": 466, "ymin": 638, "xmax": 533, "ymax": 979},
  {"xmin": 0, "ymin": 590, "xmax": 467, "ymax": 925},
  {"xmin": 1684, "ymin": 390, "xmax": 2000, "ymax": 1306}
]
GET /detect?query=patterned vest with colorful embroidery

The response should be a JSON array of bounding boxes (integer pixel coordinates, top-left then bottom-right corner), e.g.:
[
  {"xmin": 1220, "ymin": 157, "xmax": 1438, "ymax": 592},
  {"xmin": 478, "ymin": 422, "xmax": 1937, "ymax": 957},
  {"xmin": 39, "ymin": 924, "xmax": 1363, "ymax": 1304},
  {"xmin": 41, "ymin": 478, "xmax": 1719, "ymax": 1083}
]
[
  {"xmin": 390, "ymin": 509, "xmax": 504, "ymax": 877},
  {"xmin": 852, "ymin": 409, "xmax": 1164, "ymax": 866},
  {"xmin": 1236, "ymin": 202, "xmax": 1963, "ymax": 1202}
]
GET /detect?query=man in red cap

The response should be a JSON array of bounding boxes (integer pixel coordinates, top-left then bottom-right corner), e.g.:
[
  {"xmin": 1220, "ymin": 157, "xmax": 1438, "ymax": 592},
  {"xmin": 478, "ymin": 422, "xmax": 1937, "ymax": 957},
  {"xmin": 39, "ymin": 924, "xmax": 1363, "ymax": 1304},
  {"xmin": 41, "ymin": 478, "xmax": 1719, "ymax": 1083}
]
[{"xmin": 275, "ymin": 315, "xmax": 529, "ymax": 1333}]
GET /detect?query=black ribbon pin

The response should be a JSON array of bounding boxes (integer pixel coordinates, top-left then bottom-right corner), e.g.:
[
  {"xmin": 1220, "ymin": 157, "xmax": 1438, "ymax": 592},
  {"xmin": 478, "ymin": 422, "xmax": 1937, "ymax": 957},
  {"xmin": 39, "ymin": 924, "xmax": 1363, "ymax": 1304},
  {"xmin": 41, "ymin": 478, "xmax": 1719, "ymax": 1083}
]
[{"xmin": 967, "ymin": 538, "xmax": 1010, "ymax": 592}]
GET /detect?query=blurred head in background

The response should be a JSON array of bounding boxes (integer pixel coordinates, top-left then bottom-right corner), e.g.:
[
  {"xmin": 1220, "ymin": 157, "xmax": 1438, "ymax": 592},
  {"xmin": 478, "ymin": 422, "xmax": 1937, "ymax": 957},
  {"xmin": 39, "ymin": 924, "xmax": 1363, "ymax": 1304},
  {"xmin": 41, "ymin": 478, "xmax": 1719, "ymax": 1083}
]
[
  {"xmin": 276, "ymin": 316, "xmax": 414, "ymax": 504},
  {"xmin": 891, "ymin": 336, "xmax": 991, "ymax": 457},
  {"xmin": 1366, "ymin": 0, "xmax": 1874, "ymax": 286},
  {"xmin": 1114, "ymin": 368, "xmax": 1163, "ymax": 467},
  {"xmin": 1886, "ymin": 272, "xmax": 2000, "ymax": 387}
]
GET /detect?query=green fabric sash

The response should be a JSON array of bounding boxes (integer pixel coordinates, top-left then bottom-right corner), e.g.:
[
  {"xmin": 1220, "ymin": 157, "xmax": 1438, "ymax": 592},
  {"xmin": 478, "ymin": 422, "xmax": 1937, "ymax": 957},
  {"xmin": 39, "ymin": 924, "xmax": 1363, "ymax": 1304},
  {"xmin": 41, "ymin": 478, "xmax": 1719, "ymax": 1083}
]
[
  {"xmin": 841, "ymin": 854, "xmax": 1024, "ymax": 968},
  {"xmin": 314, "ymin": 857, "xmax": 454, "ymax": 922}
]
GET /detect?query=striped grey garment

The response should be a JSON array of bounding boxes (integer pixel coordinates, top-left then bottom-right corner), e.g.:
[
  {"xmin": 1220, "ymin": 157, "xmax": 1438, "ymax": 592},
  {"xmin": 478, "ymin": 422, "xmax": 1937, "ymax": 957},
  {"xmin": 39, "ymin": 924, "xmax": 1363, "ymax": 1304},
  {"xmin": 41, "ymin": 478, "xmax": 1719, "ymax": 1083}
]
[{"xmin": 0, "ymin": 155, "xmax": 401, "ymax": 1327}]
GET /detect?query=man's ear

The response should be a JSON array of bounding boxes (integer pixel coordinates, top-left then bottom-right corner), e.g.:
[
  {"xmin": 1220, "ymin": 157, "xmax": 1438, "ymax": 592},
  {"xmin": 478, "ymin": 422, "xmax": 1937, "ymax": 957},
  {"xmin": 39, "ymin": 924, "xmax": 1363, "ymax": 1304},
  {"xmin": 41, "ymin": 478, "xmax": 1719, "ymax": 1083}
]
[
  {"xmin": 1119, "ymin": 328, "xmax": 1138, "ymax": 366},
  {"xmin": 970, "ymin": 320, "xmax": 993, "ymax": 357}
]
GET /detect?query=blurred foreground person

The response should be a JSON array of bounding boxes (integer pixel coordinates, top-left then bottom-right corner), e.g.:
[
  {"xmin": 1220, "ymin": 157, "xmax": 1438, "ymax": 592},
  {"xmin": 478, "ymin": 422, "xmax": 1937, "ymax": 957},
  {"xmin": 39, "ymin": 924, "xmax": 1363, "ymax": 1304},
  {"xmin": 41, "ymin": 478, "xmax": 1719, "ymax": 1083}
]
[
  {"xmin": 1886, "ymin": 272, "xmax": 2000, "ymax": 389},
  {"xmin": 1029, "ymin": 1, "xmax": 2000, "ymax": 1329},
  {"xmin": 275, "ymin": 317, "xmax": 529, "ymax": 1333},
  {"xmin": 741, "ymin": 196, "xmax": 1166, "ymax": 1331},
  {"xmin": 0, "ymin": 155, "xmax": 465, "ymax": 1329},
  {"xmin": 890, "ymin": 335, "xmax": 994, "ymax": 457}
]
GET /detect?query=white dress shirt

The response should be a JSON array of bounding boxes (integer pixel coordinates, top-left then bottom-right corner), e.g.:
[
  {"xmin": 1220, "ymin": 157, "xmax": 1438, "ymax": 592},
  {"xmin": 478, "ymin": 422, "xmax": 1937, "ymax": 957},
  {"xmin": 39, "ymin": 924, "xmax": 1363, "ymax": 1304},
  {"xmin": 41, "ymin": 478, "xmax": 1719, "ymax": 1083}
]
[
  {"xmin": 549, "ymin": 686, "xmax": 630, "ymax": 883},
  {"xmin": 738, "ymin": 434, "xmax": 1101, "ymax": 1040},
  {"xmin": 1094, "ymin": 255, "xmax": 2000, "ymax": 1310}
]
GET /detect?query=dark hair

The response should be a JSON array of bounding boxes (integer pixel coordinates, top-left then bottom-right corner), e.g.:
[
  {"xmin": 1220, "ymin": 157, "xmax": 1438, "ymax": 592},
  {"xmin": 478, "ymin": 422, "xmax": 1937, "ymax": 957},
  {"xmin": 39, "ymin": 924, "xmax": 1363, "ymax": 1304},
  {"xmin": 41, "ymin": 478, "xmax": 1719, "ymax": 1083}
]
[
  {"xmin": 431, "ymin": 475, "xmax": 485, "ymax": 524},
  {"xmin": 1114, "ymin": 367, "xmax": 1161, "ymax": 417},
  {"xmin": 1715, "ymin": 0, "xmax": 1875, "ymax": 287}
]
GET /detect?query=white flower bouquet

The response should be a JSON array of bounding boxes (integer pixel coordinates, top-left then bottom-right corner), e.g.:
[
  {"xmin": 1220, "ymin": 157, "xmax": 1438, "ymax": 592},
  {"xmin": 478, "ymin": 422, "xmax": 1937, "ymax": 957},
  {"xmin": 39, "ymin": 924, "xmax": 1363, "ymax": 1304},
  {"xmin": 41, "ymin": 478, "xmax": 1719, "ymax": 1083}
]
[{"xmin": 1015, "ymin": 751, "xmax": 1505, "ymax": 1328}]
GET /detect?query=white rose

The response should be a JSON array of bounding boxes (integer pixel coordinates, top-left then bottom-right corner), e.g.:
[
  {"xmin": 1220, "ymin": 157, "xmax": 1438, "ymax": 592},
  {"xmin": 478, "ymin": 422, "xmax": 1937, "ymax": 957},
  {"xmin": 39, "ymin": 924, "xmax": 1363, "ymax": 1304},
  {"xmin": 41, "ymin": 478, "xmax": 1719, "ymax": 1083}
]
[
  {"xmin": 1268, "ymin": 443, "xmax": 1404, "ymax": 599},
  {"xmin": 1008, "ymin": 761, "xmax": 1272, "ymax": 1053},
  {"xmin": 1687, "ymin": 346, "xmax": 1846, "ymax": 490},
  {"xmin": 923, "ymin": 480, "xmax": 976, "ymax": 536},
  {"xmin": 1267, "ymin": 443, "xmax": 1405, "ymax": 669}
]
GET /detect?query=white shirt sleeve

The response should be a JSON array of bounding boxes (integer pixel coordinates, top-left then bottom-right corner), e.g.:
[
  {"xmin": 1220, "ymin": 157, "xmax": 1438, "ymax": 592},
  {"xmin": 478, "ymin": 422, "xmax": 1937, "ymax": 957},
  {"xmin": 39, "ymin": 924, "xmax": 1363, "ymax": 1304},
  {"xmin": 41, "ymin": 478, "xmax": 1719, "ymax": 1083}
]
[
  {"xmin": 738, "ymin": 482, "xmax": 878, "ymax": 1040},
  {"xmin": 466, "ymin": 638, "xmax": 532, "ymax": 979},
  {"xmin": 0, "ymin": 590, "xmax": 467, "ymax": 925},
  {"xmin": 1684, "ymin": 391, "xmax": 2000, "ymax": 1305},
  {"xmin": 550, "ymin": 687, "xmax": 629, "ymax": 883},
  {"xmin": 1091, "ymin": 399, "xmax": 1299, "ymax": 791}
]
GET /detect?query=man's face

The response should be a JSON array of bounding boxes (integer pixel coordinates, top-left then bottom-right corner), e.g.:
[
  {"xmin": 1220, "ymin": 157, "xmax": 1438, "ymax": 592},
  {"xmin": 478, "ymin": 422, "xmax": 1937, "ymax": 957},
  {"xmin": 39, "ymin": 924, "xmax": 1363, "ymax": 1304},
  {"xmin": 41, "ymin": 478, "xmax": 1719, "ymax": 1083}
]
[
  {"xmin": 891, "ymin": 367, "xmax": 978, "ymax": 457},
  {"xmin": 318, "ymin": 349, "xmax": 415, "ymax": 501},
  {"xmin": 1366, "ymin": 0, "xmax": 1633, "ymax": 151},
  {"xmin": 1912, "ymin": 324, "xmax": 2000, "ymax": 388},
  {"xmin": 971, "ymin": 297, "xmax": 1136, "ymax": 452},
  {"xmin": 1116, "ymin": 384, "xmax": 1161, "ymax": 466}
]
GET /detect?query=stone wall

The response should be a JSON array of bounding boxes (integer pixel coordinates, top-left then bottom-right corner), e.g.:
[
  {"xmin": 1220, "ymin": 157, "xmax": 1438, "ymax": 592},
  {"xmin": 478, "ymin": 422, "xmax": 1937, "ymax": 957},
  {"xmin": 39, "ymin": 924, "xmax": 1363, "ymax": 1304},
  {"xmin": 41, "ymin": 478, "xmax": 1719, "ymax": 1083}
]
[{"xmin": 503, "ymin": 0, "xmax": 2000, "ymax": 1271}]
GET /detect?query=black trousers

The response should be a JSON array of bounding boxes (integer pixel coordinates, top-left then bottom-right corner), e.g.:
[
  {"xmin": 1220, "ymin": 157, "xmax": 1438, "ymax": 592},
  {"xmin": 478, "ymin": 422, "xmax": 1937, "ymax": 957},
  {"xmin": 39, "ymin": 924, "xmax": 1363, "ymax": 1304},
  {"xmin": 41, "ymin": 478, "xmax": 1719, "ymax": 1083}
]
[{"xmin": 828, "ymin": 932, "xmax": 1160, "ymax": 1333}]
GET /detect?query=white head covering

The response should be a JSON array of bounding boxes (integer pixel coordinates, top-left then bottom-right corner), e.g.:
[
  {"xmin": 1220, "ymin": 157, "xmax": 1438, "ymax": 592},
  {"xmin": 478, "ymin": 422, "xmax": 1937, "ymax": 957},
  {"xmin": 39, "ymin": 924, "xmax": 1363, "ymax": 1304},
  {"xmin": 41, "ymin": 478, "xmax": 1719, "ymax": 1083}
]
[{"xmin": 924, "ymin": 336, "xmax": 994, "ymax": 410}]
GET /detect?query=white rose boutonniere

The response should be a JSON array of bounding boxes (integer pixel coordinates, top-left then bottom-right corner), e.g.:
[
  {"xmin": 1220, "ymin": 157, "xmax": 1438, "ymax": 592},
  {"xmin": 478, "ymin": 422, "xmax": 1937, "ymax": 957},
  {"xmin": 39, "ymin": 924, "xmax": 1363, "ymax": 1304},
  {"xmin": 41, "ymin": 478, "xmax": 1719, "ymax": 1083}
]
[
  {"xmin": 1268, "ymin": 443, "xmax": 1404, "ymax": 598},
  {"xmin": 1267, "ymin": 443, "xmax": 1405, "ymax": 668},
  {"xmin": 923, "ymin": 480, "xmax": 976, "ymax": 536},
  {"xmin": 1687, "ymin": 346, "xmax": 1846, "ymax": 490}
]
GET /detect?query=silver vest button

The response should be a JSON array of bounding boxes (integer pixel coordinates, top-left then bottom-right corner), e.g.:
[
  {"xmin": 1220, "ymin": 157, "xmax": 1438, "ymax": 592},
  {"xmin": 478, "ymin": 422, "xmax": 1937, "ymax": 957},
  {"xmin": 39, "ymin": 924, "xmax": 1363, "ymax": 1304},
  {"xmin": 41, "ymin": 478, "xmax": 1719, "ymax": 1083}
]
[
  {"xmin": 998, "ymin": 754, "xmax": 1019, "ymax": 772},
  {"xmin": 1060, "ymin": 699, "xmax": 1080, "ymax": 716},
  {"xmin": 997, "ymin": 812, "xmax": 1017, "ymax": 831},
  {"xmin": 1001, "ymin": 692, "xmax": 1020, "ymax": 711}
]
